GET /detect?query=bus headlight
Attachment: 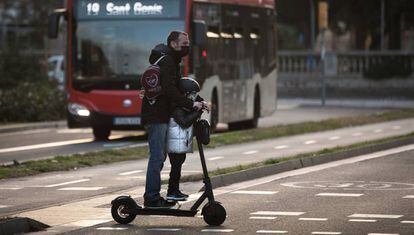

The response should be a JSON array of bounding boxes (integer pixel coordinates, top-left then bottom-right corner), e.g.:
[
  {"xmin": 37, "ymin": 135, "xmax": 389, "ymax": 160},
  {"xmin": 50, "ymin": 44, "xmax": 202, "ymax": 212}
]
[{"xmin": 68, "ymin": 103, "xmax": 90, "ymax": 117}]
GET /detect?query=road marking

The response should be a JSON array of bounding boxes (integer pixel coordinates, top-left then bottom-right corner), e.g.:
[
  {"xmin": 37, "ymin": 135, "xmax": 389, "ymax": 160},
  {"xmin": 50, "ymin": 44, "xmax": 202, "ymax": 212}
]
[
  {"xmin": 299, "ymin": 218, "xmax": 328, "ymax": 221},
  {"xmin": 401, "ymin": 220, "xmax": 414, "ymax": 224},
  {"xmin": 118, "ymin": 170, "xmax": 143, "ymax": 176},
  {"xmin": 349, "ymin": 219, "xmax": 377, "ymax": 222},
  {"xmin": 231, "ymin": 190, "xmax": 278, "ymax": 195},
  {"xmin": 403, "ymin": 195, "xmax": 414, "ymax": 199},
  {"xmin": 208, "ymin": 156, "xmax": 224, "ymax": 161},
  {"xmin": 274, "ymin": 145, "xmax": 289, "ymax": 150},
  {"xmin": 251, "ymin": 211, "xmax": 305, "ymax": 216},
  {"xmin": 257, "ymin": 230, "xmax": 288, "ymax": 234},
  {"xmin": 44, "ymin": 179, "xmax": 90, "ymax": 188},
  {"xmin": 368, "ymin": 233, "xmax": 399, "ymax": 235},
  {"xmin": 352, "ymin": 132, "xmax": 362, "ymax": 136},
  {"xmin": 374, "ymin": 129, "xmax": 383, "ymax": 133},
  {"xmin": 311, "ymin": 232, "xmax": 341, "ymax": 235},
  {"xmin": 182, "ymin": 170, "xmax": 202, "ymax": 173},
  {"xmin": 316, "ymin": 193, "xmax": 363, "ymax": 197},
  {"xmin": 392, "ymin": 126, "xmax": 401, "ymax": 130},
  {"xmin": 243, "ymin": 150, "xmax": 259, "ymax": 155},
  {"xmin": 329, "ymin": 136, "xmax": 341, "ymax": 140},
  {"xmin": 249, "ymin": 216, "xmax": 277, "ymax": 220},
  {"xmin": 348, "ymin": 214, "xmax": 403, "ymax": 219},
  {"xmin": 57, "ymin": 187, "xmax": 104, "ymax": 191},
  {"xmin": 201, "ymin": 229, "xmax": 234, "ymax": 233},
  {"xmin": 0, "ymin": 138, "xmax": 94, "ymax": 153},
  {"xmin": 0, "ymin": 187, "xmax": 22, "ymax": 190},
  {"xmin": 304, "ymin": 140, "xmax": 316, "ymax": 145},
  {"xmin": 0, "ymin": 205, "xmax": 10, "ymax": 208},
  {"xmin": 97, "ymin": 227, "xmax": 128, "ymax": 231},
  {"xmin": 147, "ymin": 228, "xmax": 181, "ymax": 232},
  {"xmin": 68, "ymin": 219, "xmax": 112, "ymax": 227}
]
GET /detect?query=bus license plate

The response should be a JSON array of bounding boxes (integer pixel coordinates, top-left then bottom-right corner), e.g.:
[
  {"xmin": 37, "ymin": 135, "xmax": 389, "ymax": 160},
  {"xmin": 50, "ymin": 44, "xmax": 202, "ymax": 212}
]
[{"xmin": 113, "ymin": 117, "xmax": 141, "ymax": 125}]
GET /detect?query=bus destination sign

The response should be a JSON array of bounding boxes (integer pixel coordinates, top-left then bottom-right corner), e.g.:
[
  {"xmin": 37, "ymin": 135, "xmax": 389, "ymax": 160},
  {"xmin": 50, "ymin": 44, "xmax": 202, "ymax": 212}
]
[{"xmin": 77, "ymin": 0, "xmax": 181, "ymax": 19}]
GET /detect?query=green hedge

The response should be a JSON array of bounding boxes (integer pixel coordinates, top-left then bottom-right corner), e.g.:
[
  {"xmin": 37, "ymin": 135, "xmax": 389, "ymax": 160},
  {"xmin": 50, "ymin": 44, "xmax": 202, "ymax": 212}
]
[{"xmin": 0, "ymin": 82, "xmax": 66, "ymax": 123}]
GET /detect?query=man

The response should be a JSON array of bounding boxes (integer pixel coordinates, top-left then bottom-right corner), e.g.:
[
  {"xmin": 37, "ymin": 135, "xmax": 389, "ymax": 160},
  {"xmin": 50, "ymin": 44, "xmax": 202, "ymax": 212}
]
[{"xmin": 141, "ymin": 31, "xmax": 204, "ymax": 208}]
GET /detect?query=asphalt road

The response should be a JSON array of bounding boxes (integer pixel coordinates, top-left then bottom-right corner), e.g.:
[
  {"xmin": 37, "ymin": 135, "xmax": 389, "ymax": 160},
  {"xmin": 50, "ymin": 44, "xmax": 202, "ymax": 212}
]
[
  {"xmin": 69, "ymin": 147, "xmax": 414, "ymax": 235},
  {"xmin": 0, "ymin": 104, "xmax": 386, "ymax": 165}
]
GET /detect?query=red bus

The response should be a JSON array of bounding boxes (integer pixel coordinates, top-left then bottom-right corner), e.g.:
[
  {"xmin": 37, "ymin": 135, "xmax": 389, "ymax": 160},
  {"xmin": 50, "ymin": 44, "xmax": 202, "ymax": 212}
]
[{"xmin": 49, "ymin": 0, "xmax": 277, "ymax": 140}]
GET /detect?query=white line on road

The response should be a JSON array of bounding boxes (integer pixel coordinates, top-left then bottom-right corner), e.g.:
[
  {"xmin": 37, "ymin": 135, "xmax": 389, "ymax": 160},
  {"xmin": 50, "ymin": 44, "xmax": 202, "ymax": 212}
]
[
  {"xmin": 299, "ymin": 218, "xmax": 328, "ymax": 221},
  {"xmin": 44, "ymin": 179, "xmax": 90, "ymax": 188},
  {"xmin": 208, "ymin": 156, "xmax": 224, "ymax": 161},
  {"xmin": 352, "ymin": 132, "xmax": 363, "ymax": 137},
  {"xmin": 392, "ymin": 126, "xmax": 401, "ymax": 130},
  {"xmin": 0, "ymin": 138, "xmax": 94, "ymax": 153},
  {"xmin": 316, "ymin": 193, "xmax": 363, "ymax": 197},
  {"xmin": 147, "ymin": 228, "xmax": 181, "ymax": 232},
  {"xmin": 329, "ymin": 136, "xmax": 341, "ymax": 140},
  {"xmin": 348, "ymin": 219, "xmax": 377, "ymax": 223},
  {"xmin": 249, "ymin": 216, "xmax": 277, "ymax": 220},
  {"xmin": 304, "ymin": 140, "xmax": 316, "ymax": 145},
  {"xmin": 57, "ymin": 187, "xmax": 104, "ymax": 191},
  {"xmin": 257, "ymin": 230, "xmax": 288, "ymax": 234},
  {"xmin": 97, "ymin": 227, "xmax": 128, "ymax": 231},
  {"xmin": 374, "ymin": 129, "xmax": 383, "ymax": 133},
  {"xmin": 68, "ymin": 219, "xmax": 112, "ymax": 227},
  {"xmin": 0, "ymin": 187, "xmax": 22, "ymax": 190},
  {"xmin": 251, "ymin": 211, "xmax": 305, "ymax": 216},
  {"xmin": 311, "ymin": 232, "xmax": 342, "ymax": 235},
  {"xmin": 0, "ymin": 205, "xmax": 10, "ymax": 208},
  {"xmin": 401, "ymin": 220, "xmax": 414, "ymax": 223},
  {"xmin": 402, "ymin": 195, "xmax": 414, "ymax": 199},
  {"xmin": 231, "ymin": 190, "xmax": 278, "ymax": 195},
  {"xmin": 348, "ymin": 214, "xmax": 403, "ymax": 219},
  {"xmin": 243, "ymin": 150, "xmax": 259, "ymax": 155},
  {"xmin": 201, "ymin": 229, "xmax": 234, "ymax": 233},
  {"xmin": 118, "ymin": 170, "xmax": 143, "ymax": 176},
  {"xmin": 274, "ymin": 145, "xmax": 289, "ymax": 150}
]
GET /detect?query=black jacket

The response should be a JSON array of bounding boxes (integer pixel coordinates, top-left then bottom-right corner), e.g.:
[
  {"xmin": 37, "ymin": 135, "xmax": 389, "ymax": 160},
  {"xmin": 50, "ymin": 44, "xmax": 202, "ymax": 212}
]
[
  {"xmin": 141, "ymin": 44, "xmax": 194, "ymax": 125},
  {"xmin": 172, "ymin": 108, "xmax": 202, "ymax": 129}
]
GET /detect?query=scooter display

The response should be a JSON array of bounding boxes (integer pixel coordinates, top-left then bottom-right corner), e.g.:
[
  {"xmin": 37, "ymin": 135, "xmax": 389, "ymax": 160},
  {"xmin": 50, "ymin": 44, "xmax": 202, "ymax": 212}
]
[{"xmin": 111, "ymin": 119, "xmax": 227, "ymax": 226}]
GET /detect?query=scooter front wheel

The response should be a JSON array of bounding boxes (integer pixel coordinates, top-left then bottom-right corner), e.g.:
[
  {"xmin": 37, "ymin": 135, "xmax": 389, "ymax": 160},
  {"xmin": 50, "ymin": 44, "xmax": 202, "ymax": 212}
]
[
  {"xmin": 111, "ymin": 198, "xmax": 137, "ymax": 224},
  {"xmin": 202, "ymin": 201, "xmax": 226, "ymax": 226}
]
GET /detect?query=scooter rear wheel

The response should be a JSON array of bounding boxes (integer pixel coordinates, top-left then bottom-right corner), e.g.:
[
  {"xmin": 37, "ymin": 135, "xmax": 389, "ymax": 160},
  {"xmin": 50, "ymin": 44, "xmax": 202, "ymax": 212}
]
[
  {"xmin": 111, "ymin": 199, "xmax": 137, "ymax": 224},
  {"xmin": 202, "ymin": 201, "xmax": 226, "ymax": 226}
]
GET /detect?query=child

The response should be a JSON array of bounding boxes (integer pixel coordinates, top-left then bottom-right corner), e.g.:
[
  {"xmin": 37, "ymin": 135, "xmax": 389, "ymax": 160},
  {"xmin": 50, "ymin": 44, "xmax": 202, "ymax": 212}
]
[{"xmin": 166, "ymin": 77, "xmax": 207, "ymax": 201}]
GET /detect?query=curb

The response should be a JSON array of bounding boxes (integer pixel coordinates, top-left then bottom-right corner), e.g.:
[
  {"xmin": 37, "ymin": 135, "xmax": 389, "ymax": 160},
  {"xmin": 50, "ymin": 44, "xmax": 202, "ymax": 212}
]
[
  {"xmin": 209, "ymin": 136, "xmax": 414, "ymax": 189},
  {"xmin": 0, "ymin": 121, "xmax": 66, "ymax": 134}
]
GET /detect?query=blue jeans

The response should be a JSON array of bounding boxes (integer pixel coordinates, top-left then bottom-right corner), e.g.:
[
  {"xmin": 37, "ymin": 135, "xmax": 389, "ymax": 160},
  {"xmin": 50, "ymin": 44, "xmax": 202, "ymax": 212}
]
[{"xmin": 144, "ymin": 123, "xmax": 168, "ymax": 202}]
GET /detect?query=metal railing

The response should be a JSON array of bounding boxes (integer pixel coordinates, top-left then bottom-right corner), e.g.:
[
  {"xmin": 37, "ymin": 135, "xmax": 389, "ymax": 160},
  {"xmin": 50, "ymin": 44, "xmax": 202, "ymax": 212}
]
[{"xmin": 277, "ymin": 50, "xmax": 414, "ymax": 78}]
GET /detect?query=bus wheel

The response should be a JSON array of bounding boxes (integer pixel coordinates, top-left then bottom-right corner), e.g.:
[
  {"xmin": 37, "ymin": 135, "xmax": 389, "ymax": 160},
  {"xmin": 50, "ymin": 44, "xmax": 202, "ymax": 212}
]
[
  {"xmin": 210, "ymin": 91, "xmax": 219, "ymax": 131},
  {"xmin": 93, "ymin": 127, "xmax": 111, "ymax": 140}
]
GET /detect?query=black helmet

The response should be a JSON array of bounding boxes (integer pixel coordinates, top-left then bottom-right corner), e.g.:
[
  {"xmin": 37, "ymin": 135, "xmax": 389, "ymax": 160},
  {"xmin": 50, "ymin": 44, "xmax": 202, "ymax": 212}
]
[{"xmin": 178, "ymin": 77, "xmax": 200, "ymax": 93}]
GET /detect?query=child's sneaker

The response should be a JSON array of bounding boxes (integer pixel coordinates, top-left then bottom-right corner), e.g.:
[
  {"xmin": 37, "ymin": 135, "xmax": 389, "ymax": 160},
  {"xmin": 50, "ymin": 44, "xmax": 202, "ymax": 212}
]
[{"xmin": 166, "ymin": 190, "xmax": 189, "ymax": 201}]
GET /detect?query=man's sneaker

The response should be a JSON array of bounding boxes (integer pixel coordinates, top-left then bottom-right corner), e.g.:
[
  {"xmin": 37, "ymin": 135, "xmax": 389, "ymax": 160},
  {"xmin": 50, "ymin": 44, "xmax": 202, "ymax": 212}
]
[
  {"xmin": 166, "ymin": 190, "xmax": 189, "ymax": 201},
  {"xmin": 144, "ymin": 197, "xmax": 176, "ymax": 209}
]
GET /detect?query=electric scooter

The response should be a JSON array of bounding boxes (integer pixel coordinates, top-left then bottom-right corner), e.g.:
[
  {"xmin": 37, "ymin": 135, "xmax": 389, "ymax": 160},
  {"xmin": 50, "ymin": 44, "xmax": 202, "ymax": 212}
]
[{"xmin": 111, "ymin": 119, "xmax": 227, "ymax": 226}]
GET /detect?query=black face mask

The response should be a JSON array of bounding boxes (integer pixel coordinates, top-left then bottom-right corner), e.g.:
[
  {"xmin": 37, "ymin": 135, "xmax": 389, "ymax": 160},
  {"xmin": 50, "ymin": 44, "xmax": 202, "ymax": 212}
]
[{"xmin": 178, "ymin": 45, "xmax": 190, "ymax": 57}]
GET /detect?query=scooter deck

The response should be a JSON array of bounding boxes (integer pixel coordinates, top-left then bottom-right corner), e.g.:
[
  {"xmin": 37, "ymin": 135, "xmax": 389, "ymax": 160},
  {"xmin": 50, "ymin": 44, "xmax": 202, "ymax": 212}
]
[{"xmin": 126, "ymin": 207, "xmax": 198, "ymax": 217}]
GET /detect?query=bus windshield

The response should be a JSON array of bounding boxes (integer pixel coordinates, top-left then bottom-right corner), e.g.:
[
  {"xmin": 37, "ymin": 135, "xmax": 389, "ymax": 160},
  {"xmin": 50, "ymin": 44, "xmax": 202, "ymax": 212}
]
[
  {"xmin": 72, "ymin": 0, "xmax": 185, "ymax": 90},
  {"xmin": 75, "ymin": 20, "xmax": 185, "ymax": 87}
]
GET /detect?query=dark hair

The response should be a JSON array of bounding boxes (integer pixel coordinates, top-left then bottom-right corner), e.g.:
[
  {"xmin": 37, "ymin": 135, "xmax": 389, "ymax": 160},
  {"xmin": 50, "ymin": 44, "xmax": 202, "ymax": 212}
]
[{"xmin": 167, "ymin": 31, "xmax": 188, "ymax": 47}]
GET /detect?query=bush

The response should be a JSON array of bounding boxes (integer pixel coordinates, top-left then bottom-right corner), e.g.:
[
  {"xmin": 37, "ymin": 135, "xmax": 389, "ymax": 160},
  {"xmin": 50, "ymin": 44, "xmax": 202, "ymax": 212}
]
[{"xmin": 0, "ymin": 82, "xmax": 66, "ymax": 123}]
